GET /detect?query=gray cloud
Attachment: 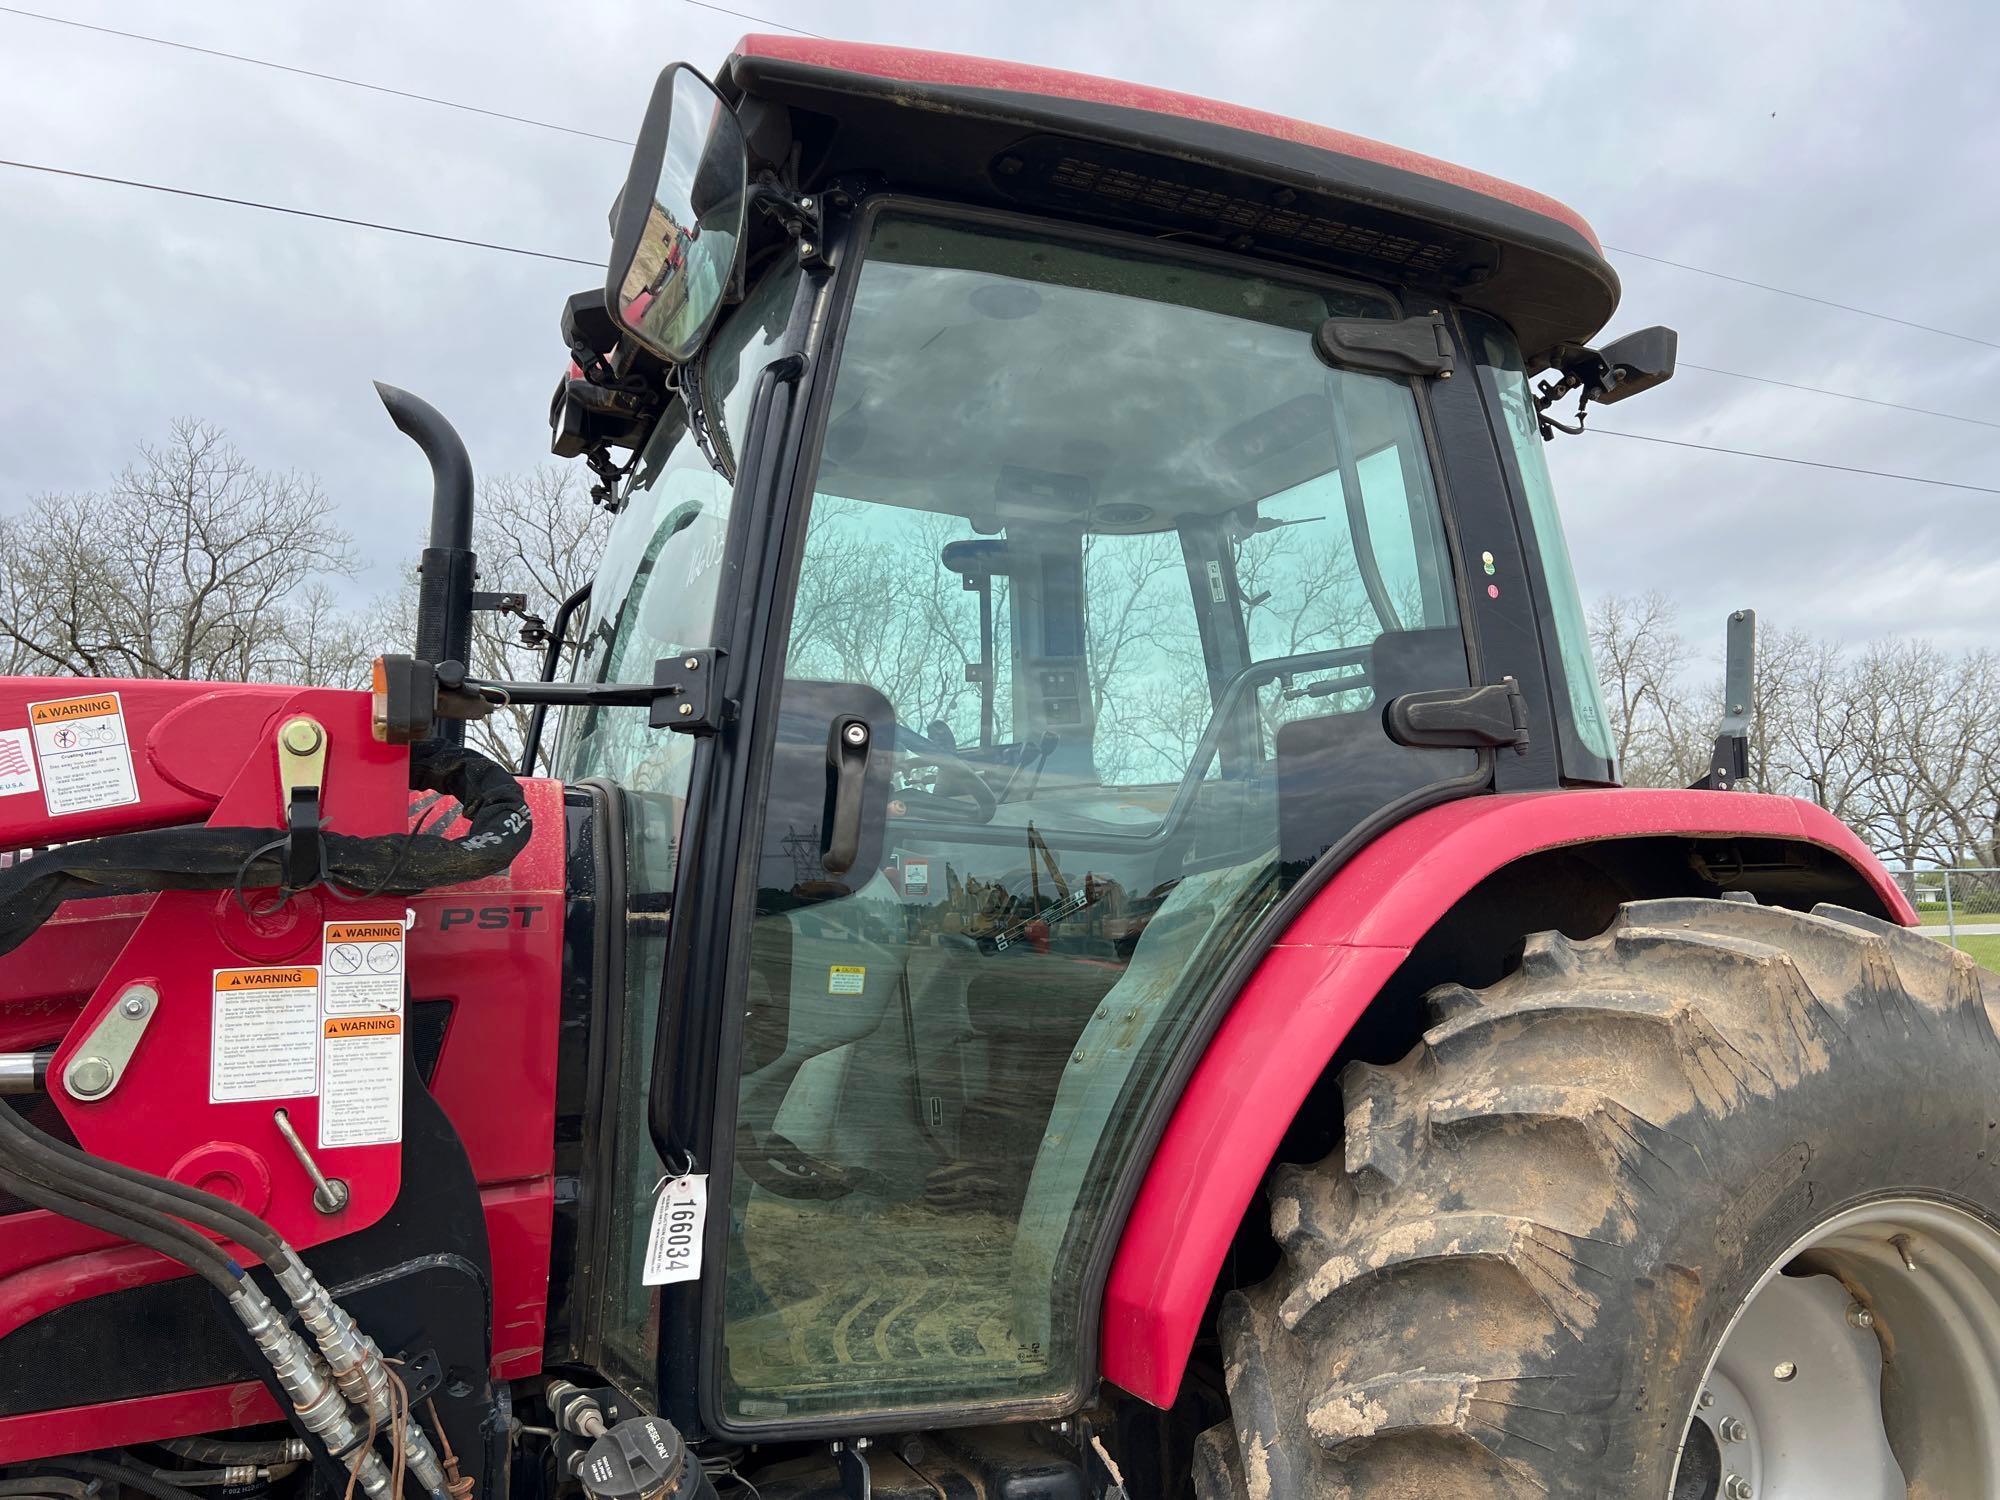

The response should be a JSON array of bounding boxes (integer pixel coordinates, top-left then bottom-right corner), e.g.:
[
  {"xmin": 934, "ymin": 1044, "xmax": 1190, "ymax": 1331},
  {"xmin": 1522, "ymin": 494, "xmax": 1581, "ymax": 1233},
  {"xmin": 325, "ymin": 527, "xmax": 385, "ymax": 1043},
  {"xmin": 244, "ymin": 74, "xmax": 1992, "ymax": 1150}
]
[{"xmin": 3, "ymin": 0, "xmax": 1994, "ymax": 650}]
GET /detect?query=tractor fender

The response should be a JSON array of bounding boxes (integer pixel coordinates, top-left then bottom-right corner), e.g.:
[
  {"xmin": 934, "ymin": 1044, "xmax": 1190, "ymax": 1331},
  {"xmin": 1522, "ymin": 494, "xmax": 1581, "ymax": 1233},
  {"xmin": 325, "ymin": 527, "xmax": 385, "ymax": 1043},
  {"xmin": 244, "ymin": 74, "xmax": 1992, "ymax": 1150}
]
[{"xmin": 1098, "ymin": 786, "xmax": 1911, "ymax": 1408}]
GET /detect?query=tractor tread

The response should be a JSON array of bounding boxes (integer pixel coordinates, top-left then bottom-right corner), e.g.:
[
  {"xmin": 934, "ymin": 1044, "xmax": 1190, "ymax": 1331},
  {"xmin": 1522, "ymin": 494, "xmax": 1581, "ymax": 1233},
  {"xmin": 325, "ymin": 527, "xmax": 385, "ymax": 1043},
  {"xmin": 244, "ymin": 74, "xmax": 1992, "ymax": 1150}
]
[{"xmin": 1206, "ymin": 898, "xmax": 1999, "ymax": 1497}]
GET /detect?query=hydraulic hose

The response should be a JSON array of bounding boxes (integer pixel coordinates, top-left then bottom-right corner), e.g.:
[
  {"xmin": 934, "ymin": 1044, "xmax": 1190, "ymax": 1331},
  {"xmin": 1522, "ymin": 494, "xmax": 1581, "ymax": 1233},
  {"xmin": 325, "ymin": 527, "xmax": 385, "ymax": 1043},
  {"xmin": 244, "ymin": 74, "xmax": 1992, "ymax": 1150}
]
[
  {"xmin": 0, "ymin": 1107, "xmax": 451, "ymax": 1500},
  {"xmin": 0, "ymin": 1156, "xmax": 244, "ymax": 1296},
  {"xmin": 159, "ymin": 1438, "xmax": 311, "ymax": 1467},
  {"xmin": 27, "ymin": 1460, "xmax": 200, "ymax": 1500},
  {"xmin": 0, "ymin": 1477, "xmax": 98, "ymax": 1499}
]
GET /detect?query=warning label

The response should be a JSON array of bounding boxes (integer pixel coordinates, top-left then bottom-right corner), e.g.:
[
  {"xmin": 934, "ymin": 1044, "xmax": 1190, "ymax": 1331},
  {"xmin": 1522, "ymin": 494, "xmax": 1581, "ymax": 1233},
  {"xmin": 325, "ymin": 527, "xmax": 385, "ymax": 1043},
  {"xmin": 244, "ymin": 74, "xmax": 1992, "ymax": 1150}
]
[
  {"xmin": 211, "ymin": 966, "xmax": 321, "ymax": 1102},
  {"xmin": 318, "ymin": 920, "xmax": 404, "ymax": 1148},
  {"xmin": 28, "ymin": 692, "xmax": 138, "ymax": 817},
  {"xmin": 828, "ymin": 964, "xmax": 866, "ymax": 995},
  {"xmin": 322, "ymin": 920, "xmax": 405, "ymax": 1014},
  {"xmin": 0, "ymin": 728, "xmax": 38, "ymax": 799}
]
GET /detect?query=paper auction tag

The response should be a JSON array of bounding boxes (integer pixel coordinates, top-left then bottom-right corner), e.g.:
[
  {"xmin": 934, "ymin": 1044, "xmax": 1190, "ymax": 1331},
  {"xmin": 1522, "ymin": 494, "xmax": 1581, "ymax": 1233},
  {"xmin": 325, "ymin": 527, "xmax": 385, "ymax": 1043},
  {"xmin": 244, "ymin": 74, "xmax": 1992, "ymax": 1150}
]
[{"xmin": 642, "ymin": 1174, "xmax": 708, "ymax": 1286}]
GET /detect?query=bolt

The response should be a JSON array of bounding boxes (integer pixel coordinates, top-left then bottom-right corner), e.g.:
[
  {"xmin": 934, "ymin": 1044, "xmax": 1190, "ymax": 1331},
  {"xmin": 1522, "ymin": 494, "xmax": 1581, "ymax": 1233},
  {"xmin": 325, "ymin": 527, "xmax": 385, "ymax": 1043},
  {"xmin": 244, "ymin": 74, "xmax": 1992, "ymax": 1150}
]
[
  {"xmin": 1439, "ymin": 369, "xmax": 1453, "ymax": 379},
  {"xmin": 1772, "ymin": 1360, "xmax": 1797, "ymax": 1382},
  {"xmin": 851, "ymin": 1437, "xmax": 870, "ymax": 1452},
  {"xmin": 1847, "ymin": 1302, "xmax": 1875, "ymax": 1330},
  {"xmin": 1725, "ymin": 1477, "xmax": 1753, "ymax": 1500},
  {"xmin": 280, "ymin": 718, "xmax": 323, "ymax": 755},
  {"xmin": 1718, "ymin": 1417, "xmax": 1746, "ymax": 1443},
  {"xmin": 683, "ymin": 655, "xmax": 700, "ymax": 670},
  {"xmin": 68, "ymin": 1056, "xmax": 113, "ymax": 1098},
  {"xmin": 800, "ymin": 241, "xmax": 816, "ymax": 257},
  {"xmin": 843, "ymin": 723, "xmax": 868, "ymax": 746},
  {"xmin": 677, "ymin": 702, "xmax": 694, "ymax": 717},
  {"xmin": 1699, "ymin": 1389, "xmax": 1715, "ymax": 1409},
  {"xmin": 120, "ymin": 990, "xmax": 152, "ymax": 1018},
  {"xmin": 801, "ymin": 196, "xmax": 815, "ymax": 212}
]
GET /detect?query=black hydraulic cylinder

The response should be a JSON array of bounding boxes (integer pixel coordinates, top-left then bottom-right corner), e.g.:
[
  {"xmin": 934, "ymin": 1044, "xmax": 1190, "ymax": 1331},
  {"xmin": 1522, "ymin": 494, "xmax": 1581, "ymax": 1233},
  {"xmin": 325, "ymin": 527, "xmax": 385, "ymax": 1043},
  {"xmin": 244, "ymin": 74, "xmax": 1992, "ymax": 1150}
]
[{"xmin": 376, "ymin": 382, "xmax": 477, "ymax": 744}]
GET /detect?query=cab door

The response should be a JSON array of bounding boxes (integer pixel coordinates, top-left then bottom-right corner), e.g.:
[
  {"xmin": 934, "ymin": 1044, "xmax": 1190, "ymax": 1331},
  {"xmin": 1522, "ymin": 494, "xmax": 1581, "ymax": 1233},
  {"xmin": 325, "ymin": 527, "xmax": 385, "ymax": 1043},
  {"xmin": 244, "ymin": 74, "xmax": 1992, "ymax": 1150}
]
[{"xmin": 691, "ymin": 204, "xmax": 1493, "ymax": 1436}]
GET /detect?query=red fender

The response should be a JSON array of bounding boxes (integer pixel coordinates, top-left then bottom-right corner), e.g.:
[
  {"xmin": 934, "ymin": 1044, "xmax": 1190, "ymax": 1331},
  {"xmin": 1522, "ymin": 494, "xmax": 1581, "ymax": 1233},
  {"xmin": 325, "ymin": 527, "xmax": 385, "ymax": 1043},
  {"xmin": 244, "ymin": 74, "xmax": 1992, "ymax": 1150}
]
[{"xmin": 1100, "ymin": 787, "xmax": 1911, "ymax": 1407}]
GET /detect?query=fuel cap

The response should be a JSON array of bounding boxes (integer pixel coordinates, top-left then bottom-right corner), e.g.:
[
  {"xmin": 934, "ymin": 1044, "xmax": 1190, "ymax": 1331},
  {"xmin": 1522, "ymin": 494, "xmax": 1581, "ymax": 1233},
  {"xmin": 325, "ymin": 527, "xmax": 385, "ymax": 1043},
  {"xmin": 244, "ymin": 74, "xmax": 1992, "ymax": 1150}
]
[{"xmin": 578, "ymin": 1415, "xmax": 711, "ymax": 1500}]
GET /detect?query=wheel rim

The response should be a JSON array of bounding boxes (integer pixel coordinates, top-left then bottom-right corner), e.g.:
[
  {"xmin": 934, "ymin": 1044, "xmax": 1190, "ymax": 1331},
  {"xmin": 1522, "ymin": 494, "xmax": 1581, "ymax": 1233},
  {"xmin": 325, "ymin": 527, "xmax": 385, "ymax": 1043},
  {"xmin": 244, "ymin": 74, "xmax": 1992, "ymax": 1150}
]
[{"xmin": 1672, "ymin": 1196, "xmax": 2000, "ymax": 1499}]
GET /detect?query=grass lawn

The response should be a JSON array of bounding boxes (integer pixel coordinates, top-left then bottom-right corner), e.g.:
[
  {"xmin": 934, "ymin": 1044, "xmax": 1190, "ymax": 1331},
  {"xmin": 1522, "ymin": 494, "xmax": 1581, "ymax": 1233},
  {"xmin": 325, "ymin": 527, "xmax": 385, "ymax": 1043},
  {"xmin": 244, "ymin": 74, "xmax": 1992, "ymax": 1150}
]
[{"xmin": 1931, "ymin": 931, "xmax": 2000, "ymax": 973}]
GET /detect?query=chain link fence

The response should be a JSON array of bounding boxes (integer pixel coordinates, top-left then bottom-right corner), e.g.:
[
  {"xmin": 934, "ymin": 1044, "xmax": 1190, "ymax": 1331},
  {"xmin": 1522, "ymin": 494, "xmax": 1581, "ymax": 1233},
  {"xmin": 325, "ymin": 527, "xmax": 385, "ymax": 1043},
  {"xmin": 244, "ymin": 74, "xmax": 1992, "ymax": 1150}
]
[{"xmin": 1893, "ymin": 867, "xmax": 2000, "ymax": 949}]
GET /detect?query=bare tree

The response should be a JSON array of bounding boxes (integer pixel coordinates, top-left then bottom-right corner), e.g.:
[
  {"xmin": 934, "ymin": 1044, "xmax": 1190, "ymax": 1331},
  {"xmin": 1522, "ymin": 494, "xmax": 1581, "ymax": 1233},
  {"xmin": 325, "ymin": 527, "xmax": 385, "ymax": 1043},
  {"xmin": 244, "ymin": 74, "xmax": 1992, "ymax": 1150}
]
[
  {"xmin": 0, "ymin": 421, "xmax": 358, "ymax": 683},
  {"xmin": 371, "ymin": 465, "xmax": 611, "ymax": 770},
  {"xmin": 1588, "ymin": 592, "xmax": 1709, "ymax": 787}
]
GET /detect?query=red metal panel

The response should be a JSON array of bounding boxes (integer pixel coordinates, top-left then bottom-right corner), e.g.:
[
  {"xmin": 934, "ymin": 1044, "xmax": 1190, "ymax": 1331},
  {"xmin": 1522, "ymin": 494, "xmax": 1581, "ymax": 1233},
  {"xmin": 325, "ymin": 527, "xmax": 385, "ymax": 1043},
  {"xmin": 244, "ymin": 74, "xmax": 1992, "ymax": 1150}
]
[
  {"xmin": 731, "ymin": 34, "xmax": 1603, "ymax": 252},
  {"xmin": 1099, "ymin": 788, "xmax": 1910, "ymax": 1407},
  {"xmin": 0, "ymin": 1382, "xmax": 282, "ymax": 1466},
  {"xmin": 0, "ymin": 678, "xmax": 292, "ymax": 847},
  {"xmin": 44, "ymin": 688, "xmax": 411, "ymax": 1250}
]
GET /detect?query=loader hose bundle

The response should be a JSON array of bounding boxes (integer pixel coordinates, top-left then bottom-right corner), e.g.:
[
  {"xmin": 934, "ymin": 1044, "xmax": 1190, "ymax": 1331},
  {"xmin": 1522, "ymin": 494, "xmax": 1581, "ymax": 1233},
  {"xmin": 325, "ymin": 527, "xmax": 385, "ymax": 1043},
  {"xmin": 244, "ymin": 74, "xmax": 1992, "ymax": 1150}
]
[{"xmin": 0, "ymin": 740, "xmax": 530, "ymax": 959}]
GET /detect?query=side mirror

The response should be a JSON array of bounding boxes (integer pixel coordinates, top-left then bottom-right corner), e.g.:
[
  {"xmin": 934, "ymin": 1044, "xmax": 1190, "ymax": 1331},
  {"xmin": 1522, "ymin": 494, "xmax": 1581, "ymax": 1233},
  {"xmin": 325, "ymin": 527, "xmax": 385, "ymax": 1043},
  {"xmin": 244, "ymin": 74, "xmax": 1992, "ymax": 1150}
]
[
  {"xmin": 1585, "ymin": 325, "xmax": 1677, "ymax": 405},
  {"xmin": 606, "ymin": 64, "xmax": 749, "ymax": 364}
]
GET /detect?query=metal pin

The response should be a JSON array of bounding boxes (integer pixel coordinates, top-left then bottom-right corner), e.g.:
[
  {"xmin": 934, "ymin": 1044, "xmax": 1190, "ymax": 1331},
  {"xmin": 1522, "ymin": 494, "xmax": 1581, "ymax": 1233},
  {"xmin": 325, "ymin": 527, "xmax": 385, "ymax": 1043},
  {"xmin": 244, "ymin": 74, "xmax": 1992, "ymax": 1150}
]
[
  {"xmin": 272, "ymin": 1109, "xmax": 349, "ymax": 1214},
  {"xmin": 1891, "ymin": 1234, "xmax": 1919, "ymax": 1271}
]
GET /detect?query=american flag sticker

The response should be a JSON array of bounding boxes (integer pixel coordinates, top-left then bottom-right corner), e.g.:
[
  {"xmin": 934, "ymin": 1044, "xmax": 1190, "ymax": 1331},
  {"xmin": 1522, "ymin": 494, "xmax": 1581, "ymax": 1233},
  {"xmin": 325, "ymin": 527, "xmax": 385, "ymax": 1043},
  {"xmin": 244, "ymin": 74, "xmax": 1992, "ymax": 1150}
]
[{"xmin": 0, "ymin": 728, "xmax": 38, "ymax": 799}]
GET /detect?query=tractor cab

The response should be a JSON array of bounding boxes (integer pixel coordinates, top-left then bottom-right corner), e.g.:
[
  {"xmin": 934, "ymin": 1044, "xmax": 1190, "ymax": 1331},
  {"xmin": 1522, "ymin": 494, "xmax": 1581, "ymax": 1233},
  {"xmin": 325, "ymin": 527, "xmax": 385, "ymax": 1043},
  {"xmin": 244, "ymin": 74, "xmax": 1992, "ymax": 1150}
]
[{"xmin": 543, "ymin": 38, "xmax": 1676, "ymax": 1443}]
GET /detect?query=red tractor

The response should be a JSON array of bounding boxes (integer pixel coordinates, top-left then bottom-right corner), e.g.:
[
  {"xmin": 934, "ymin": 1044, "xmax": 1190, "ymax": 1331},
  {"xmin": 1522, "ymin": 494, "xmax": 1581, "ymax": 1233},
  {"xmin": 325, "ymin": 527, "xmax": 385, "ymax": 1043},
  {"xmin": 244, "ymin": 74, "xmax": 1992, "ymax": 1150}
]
[{"xmin": 2, "ymin": 36, "xmax": 1990, "ymax": 1500}]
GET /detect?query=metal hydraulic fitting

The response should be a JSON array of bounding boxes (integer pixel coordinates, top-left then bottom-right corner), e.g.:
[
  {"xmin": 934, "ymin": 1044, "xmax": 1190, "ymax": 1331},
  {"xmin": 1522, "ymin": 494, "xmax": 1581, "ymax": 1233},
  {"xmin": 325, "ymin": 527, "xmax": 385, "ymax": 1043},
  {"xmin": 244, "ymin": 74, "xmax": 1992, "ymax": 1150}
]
[
  {"xmin": 228, "ymin": 1281, "xmax": 397, "ymax": 1500},
  {"xmin": 276, "ymin": 1252, "xmax": 454, "ymax": 1500}
]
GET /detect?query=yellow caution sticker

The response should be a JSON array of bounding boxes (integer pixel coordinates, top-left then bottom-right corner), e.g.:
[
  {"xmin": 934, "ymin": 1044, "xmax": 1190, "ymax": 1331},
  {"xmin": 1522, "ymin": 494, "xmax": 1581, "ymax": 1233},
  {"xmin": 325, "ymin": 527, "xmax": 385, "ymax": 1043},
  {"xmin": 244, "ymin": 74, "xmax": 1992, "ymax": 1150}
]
[{"xmin": 828, "ymin": 964, "xmax": 866, "ymax": 995}]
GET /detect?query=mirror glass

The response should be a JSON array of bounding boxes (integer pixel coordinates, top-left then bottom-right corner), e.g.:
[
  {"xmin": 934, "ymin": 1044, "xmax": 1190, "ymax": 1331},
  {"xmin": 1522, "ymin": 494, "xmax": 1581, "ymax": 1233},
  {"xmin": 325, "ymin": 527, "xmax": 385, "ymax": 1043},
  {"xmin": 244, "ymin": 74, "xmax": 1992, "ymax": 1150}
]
[{"xmin": 611, "ymin": 66, "xmax": 748, "ymax": 363}]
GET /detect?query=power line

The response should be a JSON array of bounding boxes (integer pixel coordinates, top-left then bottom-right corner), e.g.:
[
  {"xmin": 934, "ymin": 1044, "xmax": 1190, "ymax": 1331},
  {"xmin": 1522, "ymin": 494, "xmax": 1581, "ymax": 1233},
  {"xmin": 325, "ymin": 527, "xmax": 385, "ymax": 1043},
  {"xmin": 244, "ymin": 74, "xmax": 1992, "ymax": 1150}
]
[
  {"xmin": 1680, "ymin": 363, "xmax": 2000, "ymax": 430},
  {"xmin": 6, "ymin": 2, "xmax": 1993, "ymax": 357},
  {"xmin": 1602, "ymin": 244, "xmax": 2000, "ymax": 353},
  {"xmin": 680, "ymin": 0, "xmax": 825, "ymax": 37},
  {"xmin": 1586, "ymin": 427, "xmax": 2000, "ymax": 496},
  {"xmin": 1, "ymin": 159, "xmax": 601, "ymax": 268},
  {"xmin": 0, "ymin": 5, "xmax": 632, "ymax": 146}
]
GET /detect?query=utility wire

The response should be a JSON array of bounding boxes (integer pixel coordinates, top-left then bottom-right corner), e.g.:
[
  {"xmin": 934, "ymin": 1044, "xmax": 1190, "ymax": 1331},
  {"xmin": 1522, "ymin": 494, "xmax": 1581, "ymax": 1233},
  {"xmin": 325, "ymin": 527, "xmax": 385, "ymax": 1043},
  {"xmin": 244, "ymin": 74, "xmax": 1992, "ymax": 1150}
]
[
  {"xmin": 1586, "ymin": 428, "xmax": 2000, "ymax": 496},
  {"xmin": 0, "ymin": 5, "xmax": 631, "ymax": 146},
  {"xmin": 681, "ymin": 0, "xmax": 825, "ymax": 37},
  {"xmin": 1679, "ymin": 363, "xmax": 2000, "ymax": 430},
  {"xmin": 0, "ymin": 159, "xmax": 601, "ymax": 268},
  {"xmin": 5, "ymin": 4, "xmax": 1991, "ymax": 352},
  {"xmin": 1603, "ymin": 244, "xmax": 2000, "ymax": 352}
]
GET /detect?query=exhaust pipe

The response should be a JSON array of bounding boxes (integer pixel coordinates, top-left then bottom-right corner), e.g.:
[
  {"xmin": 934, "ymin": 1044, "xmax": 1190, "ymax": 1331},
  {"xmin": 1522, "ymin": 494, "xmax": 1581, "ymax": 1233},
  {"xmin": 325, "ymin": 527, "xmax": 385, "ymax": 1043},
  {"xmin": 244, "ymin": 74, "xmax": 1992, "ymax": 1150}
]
[{"xmin": 375, "ymin": 382, "xmax": 477, "ymax": 745}]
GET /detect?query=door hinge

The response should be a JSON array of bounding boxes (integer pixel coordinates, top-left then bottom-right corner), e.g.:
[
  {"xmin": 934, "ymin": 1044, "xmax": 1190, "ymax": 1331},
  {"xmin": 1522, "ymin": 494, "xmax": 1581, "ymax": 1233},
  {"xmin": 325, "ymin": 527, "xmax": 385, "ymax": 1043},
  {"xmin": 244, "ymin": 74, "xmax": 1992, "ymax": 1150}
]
[{"xmin": 1384, "ymin": 676, "xmax": 1530, "ymax": 754}]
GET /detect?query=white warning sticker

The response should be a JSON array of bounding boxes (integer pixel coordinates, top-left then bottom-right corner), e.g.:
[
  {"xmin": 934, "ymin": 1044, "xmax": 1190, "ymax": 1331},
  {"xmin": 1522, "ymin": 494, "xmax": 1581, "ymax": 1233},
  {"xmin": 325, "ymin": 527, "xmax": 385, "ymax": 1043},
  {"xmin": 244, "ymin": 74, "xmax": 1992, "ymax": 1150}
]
[
  {"xmin": 28, "ymin": 692, "xmax": 139, "ymax": 816},
  {"xmin": 318, "ymin": 920, "xmax": 405, "ymax": 1148},
  {"xmin": 0, "ymin": 728, "xmax": 38, "ymax": 798},
  {"xmin": 211, "ymin": 966, "xmax": 321, "ymax": 1102},
  {"xmin": 321, "ymin": 920, "xmax": 406, "ymax": 1014},
  {"xmin": 642, "ymin": 1173, "xmax": 708, "ymax": 1285}
]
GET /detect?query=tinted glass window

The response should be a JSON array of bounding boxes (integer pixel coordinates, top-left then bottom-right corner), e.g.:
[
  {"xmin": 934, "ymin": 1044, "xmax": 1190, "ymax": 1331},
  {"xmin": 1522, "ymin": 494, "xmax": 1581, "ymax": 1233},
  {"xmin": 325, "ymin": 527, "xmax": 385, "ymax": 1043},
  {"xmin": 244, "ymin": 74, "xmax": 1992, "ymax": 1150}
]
[
  {"xmin": 718, "ymin": 214, "xmax": 1475, "ymax": 1425},
  {"xmin": 555, "ymin": 258, "xmax": 801, "ymax": 1394},
  {"xmin": 1468, "ymin": 313, "xmax": 1617, "ymax": 773}
]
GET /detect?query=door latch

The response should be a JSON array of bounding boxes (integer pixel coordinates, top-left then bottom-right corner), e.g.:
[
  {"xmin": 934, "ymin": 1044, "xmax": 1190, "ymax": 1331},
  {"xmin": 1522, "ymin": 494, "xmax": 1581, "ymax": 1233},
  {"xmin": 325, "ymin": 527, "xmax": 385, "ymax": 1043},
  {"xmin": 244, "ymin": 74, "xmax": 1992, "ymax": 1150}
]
[{"xmin": 1384, "ymin": 677, "xmax": 1530, "ymax": 754}]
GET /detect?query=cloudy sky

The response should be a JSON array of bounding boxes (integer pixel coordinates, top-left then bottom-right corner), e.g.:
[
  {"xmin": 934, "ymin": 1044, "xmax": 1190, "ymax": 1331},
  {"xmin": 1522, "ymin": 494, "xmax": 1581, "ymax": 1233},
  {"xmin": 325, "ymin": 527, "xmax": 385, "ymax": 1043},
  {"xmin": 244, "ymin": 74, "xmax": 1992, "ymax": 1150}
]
[{"xmin": 4, "ymin": 0, "xmax": 1996, "ymax": 660}]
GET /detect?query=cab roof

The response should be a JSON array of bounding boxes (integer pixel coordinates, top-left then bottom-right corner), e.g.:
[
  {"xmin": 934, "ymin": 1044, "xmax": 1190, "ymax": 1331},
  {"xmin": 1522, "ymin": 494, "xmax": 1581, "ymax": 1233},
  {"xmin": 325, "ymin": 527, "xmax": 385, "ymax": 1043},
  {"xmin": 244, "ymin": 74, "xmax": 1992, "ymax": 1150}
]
[{"xmin": 726, "ymin": 37, "xmax": 1620, "ymax": 359}]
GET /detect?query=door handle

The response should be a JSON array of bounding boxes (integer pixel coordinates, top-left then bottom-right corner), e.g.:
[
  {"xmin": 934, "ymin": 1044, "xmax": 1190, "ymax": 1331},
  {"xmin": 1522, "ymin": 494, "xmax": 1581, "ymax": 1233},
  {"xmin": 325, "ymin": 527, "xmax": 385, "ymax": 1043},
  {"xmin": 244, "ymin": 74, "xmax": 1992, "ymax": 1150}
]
[
  {"xmin": 822, "ymin": 714, "xmax": 872, "ymax": 874},
  {"xmin": 1383, "ymin": 677, "xmax": 1530, "ymax": 753}
]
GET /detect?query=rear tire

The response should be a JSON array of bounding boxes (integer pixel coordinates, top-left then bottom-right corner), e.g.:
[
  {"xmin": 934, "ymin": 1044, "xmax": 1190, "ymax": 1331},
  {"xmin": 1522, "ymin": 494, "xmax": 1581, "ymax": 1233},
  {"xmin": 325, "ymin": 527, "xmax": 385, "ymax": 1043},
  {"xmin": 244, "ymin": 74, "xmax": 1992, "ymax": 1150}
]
[{"xmin": 1196, "ymin": 898, "xmax": 2000, "ymax": 1498}]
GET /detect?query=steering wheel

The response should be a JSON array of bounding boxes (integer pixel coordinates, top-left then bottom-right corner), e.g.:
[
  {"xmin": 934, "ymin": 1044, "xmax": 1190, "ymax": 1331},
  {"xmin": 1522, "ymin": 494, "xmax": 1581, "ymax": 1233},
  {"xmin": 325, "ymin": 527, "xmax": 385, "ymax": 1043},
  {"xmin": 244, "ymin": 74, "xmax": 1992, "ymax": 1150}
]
[{"xmin": 889, "ymin": 733, "xmax": 999, "ymax": 824}]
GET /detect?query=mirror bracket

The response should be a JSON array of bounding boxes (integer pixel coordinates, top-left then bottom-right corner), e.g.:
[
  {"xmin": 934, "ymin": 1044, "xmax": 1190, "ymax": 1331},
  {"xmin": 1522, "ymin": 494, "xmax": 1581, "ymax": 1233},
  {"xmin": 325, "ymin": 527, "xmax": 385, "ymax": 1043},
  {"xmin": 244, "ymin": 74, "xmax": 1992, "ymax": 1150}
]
[{"xmin": 750, "ymin": 175, "xmax": 828, "ymax": 268}]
